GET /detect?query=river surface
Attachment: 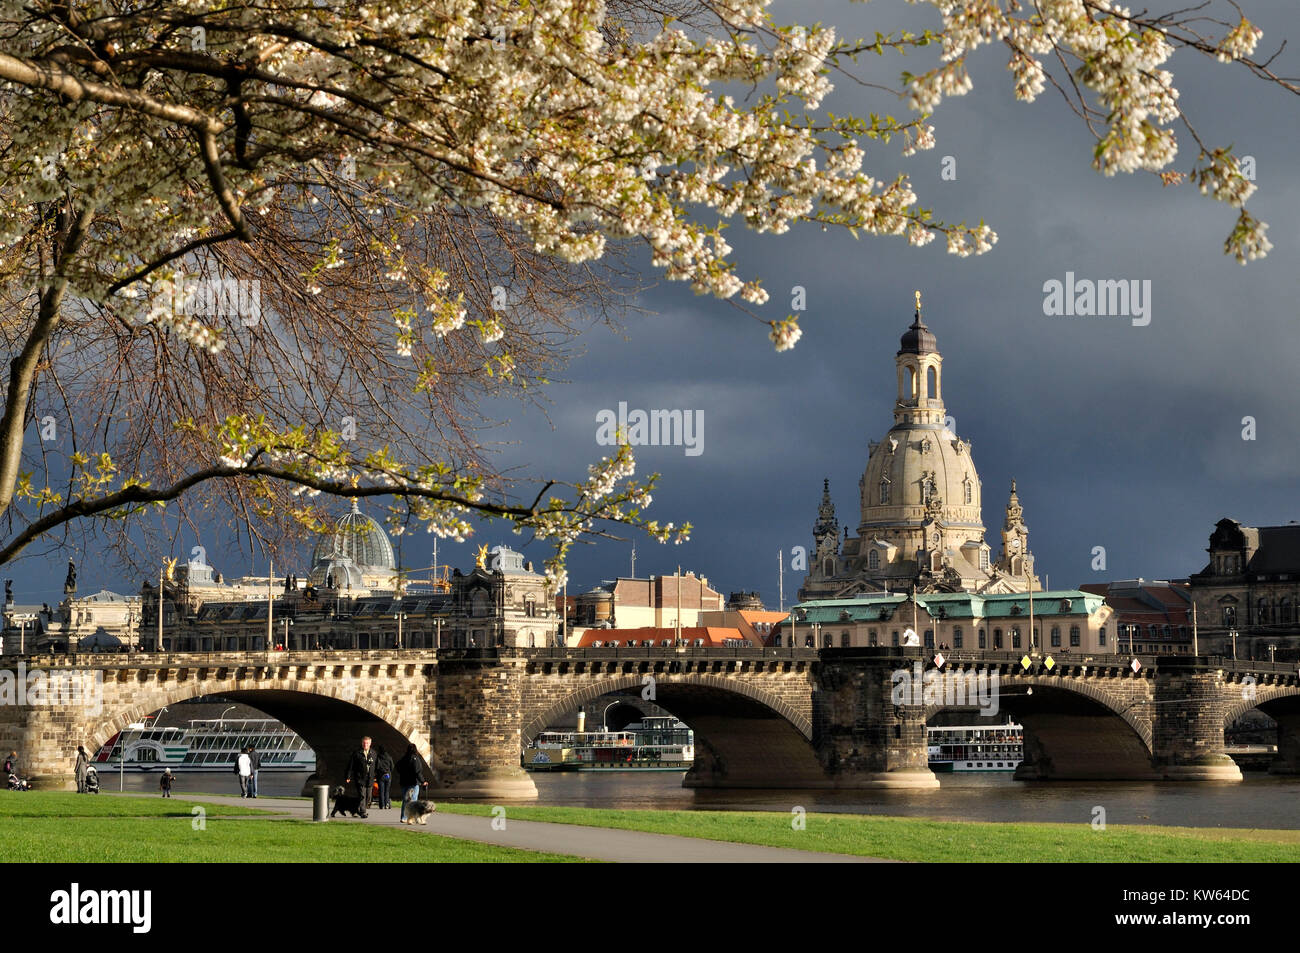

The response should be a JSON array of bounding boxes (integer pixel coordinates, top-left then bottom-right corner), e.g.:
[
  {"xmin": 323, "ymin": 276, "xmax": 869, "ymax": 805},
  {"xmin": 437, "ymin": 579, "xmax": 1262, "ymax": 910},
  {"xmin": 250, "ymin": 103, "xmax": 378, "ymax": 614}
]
[{"xmin": 104, "ymin": 768, "xmax": 1300, "ymax": 830}]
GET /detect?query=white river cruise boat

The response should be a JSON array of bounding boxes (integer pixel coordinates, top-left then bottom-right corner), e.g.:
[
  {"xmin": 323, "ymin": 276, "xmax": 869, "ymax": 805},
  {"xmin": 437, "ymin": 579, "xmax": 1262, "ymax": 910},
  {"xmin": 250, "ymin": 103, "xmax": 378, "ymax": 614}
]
[
  {"xmin": 94, "ymin": 717, "xmax": 316, "ymax": 772},
  {"xmin": 927, "ymin": 722, "xmax": 1023, "ymax": 772},
  {"xmin": 525, "ymin": 716, "xmax": 695, "ymax": 772}
]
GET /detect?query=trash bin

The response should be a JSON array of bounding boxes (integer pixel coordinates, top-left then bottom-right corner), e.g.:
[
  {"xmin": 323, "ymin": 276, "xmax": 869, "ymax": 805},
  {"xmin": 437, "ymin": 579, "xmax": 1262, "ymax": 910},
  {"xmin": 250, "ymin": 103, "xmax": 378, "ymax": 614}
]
[{"xmin": 313, "ymin": 784, "xmax": 331, "ymax": 821}]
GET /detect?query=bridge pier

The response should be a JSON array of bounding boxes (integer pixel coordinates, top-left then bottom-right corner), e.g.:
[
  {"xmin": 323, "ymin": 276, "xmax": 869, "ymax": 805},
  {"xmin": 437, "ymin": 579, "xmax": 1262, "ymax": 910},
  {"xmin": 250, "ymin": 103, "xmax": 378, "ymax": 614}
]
[
  {"xmin": 813, "ymin": 649, "xmax": 940, "ymax": 790},
  {"xmin": 433, "ymin": 654, "xmax": 537, "ymax": 799},
  {"xmin": 1151, "ymin": 659, "xmax": 1242, "ymax": 781}
]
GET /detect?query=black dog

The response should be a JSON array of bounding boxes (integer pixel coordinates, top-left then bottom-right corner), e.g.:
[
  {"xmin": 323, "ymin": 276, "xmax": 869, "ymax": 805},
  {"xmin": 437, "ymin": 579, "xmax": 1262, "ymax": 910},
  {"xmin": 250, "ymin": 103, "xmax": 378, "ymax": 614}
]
[{"xmin": 329, "ymin": 785, "xmax": 364, "ymax": 817}]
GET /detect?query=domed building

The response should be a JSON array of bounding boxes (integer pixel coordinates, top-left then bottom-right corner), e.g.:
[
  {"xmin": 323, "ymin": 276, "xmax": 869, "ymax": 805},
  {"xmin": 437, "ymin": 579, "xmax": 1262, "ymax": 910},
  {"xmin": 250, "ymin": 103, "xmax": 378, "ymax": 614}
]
[
  {"xmin": 308, "ymin": 500, "xmax": 397, "ymax": 591},
  {"xmin": 799, "ymin": 294, "xmax": 1041, "ymax": 599}
]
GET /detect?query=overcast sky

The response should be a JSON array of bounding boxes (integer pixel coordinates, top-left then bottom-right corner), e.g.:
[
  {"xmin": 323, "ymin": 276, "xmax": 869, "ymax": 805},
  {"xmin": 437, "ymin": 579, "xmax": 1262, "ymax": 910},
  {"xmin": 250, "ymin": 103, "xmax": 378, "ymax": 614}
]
[{"xmin": 7, "ymin": 0, "xmax": 1298, "ymax": 608}]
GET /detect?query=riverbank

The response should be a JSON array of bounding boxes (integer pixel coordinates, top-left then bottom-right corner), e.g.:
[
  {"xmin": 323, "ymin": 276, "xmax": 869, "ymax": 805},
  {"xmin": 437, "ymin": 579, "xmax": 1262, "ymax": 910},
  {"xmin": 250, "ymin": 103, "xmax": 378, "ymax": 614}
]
[{"xmin": 436, "ymin": 803, "xmax": 1300, "ymax": 862}]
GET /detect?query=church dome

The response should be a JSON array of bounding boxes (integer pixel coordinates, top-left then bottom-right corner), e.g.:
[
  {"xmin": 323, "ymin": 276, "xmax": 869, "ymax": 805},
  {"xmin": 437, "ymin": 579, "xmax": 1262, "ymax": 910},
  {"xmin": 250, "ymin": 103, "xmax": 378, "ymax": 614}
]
[
  {"xmin": 859, "ymin": 425, "xmax": 982, "ymax": 533},
  {"xmin": 309, "ymin": 500, "xmax": 396, "ymax": 573}
]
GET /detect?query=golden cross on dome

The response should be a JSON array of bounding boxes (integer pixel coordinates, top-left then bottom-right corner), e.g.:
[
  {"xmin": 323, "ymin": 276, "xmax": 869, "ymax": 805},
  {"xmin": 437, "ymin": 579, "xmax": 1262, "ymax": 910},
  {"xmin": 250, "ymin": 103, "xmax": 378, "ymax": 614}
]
[{"xmin": 914, "ymin": 289, "xmax": 922, "ymax": 311}]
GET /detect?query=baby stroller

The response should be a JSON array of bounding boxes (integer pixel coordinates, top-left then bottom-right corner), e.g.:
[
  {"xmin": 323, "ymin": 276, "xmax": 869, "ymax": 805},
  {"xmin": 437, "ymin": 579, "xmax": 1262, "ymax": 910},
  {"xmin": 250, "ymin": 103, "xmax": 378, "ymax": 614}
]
[
  {"xmin": 84, "ymin": 766, "xmax": 100, "ymax": 794},
  {"xmin": 7, "ymin": 773, "xmax": 30, "ymax": 791}
]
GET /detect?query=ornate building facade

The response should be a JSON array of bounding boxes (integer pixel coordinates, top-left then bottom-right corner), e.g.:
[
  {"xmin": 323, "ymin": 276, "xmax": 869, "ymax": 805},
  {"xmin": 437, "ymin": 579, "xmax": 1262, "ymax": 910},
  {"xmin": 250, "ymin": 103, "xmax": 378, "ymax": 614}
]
[
  {"xmin": 1188, "ymin": 518, "xmax": 1300, "ymax": 660},
  {"xmin": 800, "ymin": 296, "xmax": 1042, "ymax": 600}
]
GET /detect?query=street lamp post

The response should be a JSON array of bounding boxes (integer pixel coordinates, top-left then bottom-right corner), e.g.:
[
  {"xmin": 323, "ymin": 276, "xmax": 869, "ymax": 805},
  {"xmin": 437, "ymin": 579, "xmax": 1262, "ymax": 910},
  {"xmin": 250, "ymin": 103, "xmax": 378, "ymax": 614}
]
[
  {"xmin": 393, "ymin": 612, "xmax": 407, "ymax": 650},
  {"xmin": 281, "ymin": 618, "xmax": 293, "ymax": 650},
  {"xmin": 1230, "ymin": 629, "xmax": 1239, "ymax": 660}
]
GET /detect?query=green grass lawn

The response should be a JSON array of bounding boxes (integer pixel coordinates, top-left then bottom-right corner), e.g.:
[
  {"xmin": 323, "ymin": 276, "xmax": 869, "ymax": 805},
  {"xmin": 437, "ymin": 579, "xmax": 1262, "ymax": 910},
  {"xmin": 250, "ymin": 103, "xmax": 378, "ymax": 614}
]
[
  {"xmin": 436, "ymin": 804, "xmax": 1300, "ymax": 862},
  {"xmin": 0, "ymin": 792, "xmax": 585, "ymax": 862}
]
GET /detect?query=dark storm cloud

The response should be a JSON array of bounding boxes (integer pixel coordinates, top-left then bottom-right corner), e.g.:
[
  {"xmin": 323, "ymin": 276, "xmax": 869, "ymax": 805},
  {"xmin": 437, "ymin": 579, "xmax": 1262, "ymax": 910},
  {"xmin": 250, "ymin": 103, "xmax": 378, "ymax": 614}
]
[{"xmin": 476, "ymin": 0, "xmax": 1300, "ymax": 606}]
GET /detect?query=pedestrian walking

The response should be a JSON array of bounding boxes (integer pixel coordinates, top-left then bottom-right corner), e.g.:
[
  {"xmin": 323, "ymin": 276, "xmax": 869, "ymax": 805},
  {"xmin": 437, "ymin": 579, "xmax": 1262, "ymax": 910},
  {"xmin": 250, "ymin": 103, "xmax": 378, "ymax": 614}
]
[
  {"xmin": 343, "ymin": 735, "xmax": 376, "ymax": 818},
  {"xmin": 4, "ymin": 751, "xmax": 16, "ymax": 776},
  {"xmin": 395, "ymin": 743, "xmax": 430, "ymax": 822},
  {"xmin": 160, "ymin": 768, "xmax": 174, "ymax": 798},
  {"xmin": 236, "ymin": 748, "xmax": 252, "ymax": 797},
  {"xmin": 74, "ymin": 745, "xmax": 90, "ymax": 793},
  {"xmin": 247, "ymin": 745, "xmax": 261, "ymax": 798},
  {"xmin": 375, "ymin": 744, "xmax": 394, "ymax": 809}
]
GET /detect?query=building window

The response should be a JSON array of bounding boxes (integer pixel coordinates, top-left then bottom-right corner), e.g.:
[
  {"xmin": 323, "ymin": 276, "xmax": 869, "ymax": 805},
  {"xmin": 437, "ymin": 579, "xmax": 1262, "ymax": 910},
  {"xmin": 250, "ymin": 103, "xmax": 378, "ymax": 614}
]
[
  {"xmin": 1050, "ymin": 626, "xmax": 1061, "ymax": 647},
  {"xmin": 1011, "ymin": 626, "xmax": 1021, "ymax": 649},
  {"xmin": 524, "ymin": 599, "xmax": 536, "ymax": 618},
  {"xmin": 979, "ymin": 549, "xmax": 989, "ymax": 571},
  {"xmin": 978, "ymin": 628, "xmax": 986, "ymax": 649},
  {"xmin": 1070, "ymin": 625, "xmax": 1081, "ymax": 647},
  {"xmin": 993, "ymin": 628, "xmax": 1003, "ymax": 649},
  {"xmin": 841, "ymin": 631, "xmax": 850, "ymax": 647},
  {"xmin": 1099, "ymin": 626, "xmax": 1107, "ymax": 646},
  {"xmin": 924, "ymin": 629, "xmax": 934, "ymax": 648},
  {"xmin": 868, "ymin": 550, "xmax": 879, "ymax": 570},
  {"xmin": 774, "ymin": 634, "xmax": 782, "ymax": 647},
  {"xmin": 892, "ymin": 630, "xmax": 900, "ymax": 646},
  {"xmin": 879, "ymin": 480, "xmax": 890, "ymax": 505},
  {"xmin": 823, "ymin": 557, "xmax": 834, "ymax": 577},
  {"xmin": 869, "ymin": 628, "xmax": 878, "ymax": 645},
  {"xmin": 1258, "ymin": 599, "xmax": 1270, "ymax": 624},
  {"xmin": 1223, "ymin": 605, "xmax": 1236, "ymax": 627},
  {"xmin": 963, "ymin": 480, "xmax": 973, "ymax": 505},
  {"xmin": 953, "ymin": 626, "xmax": 963, "ymax": 649}
]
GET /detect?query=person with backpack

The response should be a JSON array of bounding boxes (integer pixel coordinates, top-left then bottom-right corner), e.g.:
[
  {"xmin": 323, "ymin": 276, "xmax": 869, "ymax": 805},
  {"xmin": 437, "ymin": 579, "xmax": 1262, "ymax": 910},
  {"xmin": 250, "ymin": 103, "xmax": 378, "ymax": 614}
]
[
  {"xmin": 374, "ymin": 744, "xmax": 395, "ymax": 810},
  {"xmin": 395, "ymin": 743, "xmax": 430, "ymax": 822},
  {"xmin": 235, "ymin": 748, "xmax": 252, "ymax": 797}
]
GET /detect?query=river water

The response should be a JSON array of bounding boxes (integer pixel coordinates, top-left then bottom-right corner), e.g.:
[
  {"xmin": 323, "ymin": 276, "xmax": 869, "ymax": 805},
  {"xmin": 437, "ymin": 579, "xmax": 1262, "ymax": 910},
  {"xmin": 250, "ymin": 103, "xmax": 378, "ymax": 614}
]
[{"xmin": 104, "ymin": 768, "xmax": 1300, "ymax": 830}]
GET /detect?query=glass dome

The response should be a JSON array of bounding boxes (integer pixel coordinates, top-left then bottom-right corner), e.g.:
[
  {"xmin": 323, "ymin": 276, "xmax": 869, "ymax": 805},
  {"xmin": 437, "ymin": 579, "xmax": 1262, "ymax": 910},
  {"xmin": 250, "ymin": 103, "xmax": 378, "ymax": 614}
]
[{"xmin": 309, "ymin": 500, "xmax": 396, "ymax": 572}]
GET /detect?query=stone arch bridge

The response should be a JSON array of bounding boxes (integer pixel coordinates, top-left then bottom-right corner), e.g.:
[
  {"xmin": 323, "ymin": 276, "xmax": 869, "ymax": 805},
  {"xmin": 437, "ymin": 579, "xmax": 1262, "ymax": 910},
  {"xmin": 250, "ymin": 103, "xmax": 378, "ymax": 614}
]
[{"xmin": 2, "ymin": 646, "xmax": 1297, "ymax": 794}]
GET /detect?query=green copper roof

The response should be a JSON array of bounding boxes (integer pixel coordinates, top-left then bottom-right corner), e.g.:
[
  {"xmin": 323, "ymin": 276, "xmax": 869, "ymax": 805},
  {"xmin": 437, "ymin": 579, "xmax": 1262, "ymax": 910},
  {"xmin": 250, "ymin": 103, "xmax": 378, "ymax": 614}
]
[{"xmin": 785, "ymin": 590, "xmax": 1105, "ymax": 625}]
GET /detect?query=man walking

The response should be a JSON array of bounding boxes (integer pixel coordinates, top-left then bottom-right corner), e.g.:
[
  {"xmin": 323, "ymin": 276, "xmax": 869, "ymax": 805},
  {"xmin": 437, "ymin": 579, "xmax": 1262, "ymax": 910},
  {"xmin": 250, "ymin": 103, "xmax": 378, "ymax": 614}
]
[
  {"xmin": 74, "ymin": 745, "xmax": 90, "ymax": 794},
  {"xmin": 236, "ymin": 747, "xmax": 252, "ymax": 797},
  {"xmin": 247, "ymin": 745, "xmax": 261, "ymax": 798},
  {"xmin": 343, "ymin": 735, "xmax": 377, "ymax": 818}
]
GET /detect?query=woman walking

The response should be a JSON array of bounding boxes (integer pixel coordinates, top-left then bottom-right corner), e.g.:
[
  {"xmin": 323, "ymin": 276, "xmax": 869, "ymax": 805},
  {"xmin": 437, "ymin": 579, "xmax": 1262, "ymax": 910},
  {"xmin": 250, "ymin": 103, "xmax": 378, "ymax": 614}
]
[
  {"xmin": 395, "ymin": 743, "xmax": 429, "ymax": 822},
  {"xmin": 375, "ymin": 744, "xmax": 395, "ymax": 809}
]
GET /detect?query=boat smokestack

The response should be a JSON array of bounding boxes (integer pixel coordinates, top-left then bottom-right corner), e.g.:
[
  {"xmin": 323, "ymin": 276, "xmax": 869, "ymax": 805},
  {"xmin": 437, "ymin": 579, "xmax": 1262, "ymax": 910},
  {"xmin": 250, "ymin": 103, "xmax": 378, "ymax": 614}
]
[{"xmin": 576, "ymin": 707, "xmax": 586, "ymax": 733}]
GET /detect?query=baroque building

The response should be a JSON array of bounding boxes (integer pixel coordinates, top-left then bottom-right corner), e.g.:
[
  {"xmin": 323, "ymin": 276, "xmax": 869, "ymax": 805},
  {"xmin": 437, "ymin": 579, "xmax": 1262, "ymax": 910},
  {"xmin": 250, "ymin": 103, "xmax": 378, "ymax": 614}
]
[{"xmin": 800, "ymin": 295, "xmax": 1042, "ymax": 600}]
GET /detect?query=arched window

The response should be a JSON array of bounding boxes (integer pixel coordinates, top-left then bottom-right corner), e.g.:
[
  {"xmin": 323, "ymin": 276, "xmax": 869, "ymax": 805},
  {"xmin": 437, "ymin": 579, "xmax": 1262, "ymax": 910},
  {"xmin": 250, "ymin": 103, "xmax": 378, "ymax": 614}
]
[
  {"xmin": 774, "ymin": 634, "xmax": 783, "ymax": 647},
  {"xmin": 879, "ymin": 480, "xmax": 890, "ymax": 505},
  {"xmin": 953, "ymin": 626, "xmax": 963, "ymax": 649},
  {"xmin": 979, "ymin": 549, "xmax": 990, "ymax": 571},
  {"xmin": 823, "ymin": 557, "xmax": 834, "ymax": 577},
  {"xmin": 904, "ymin": 365, "xmax": 917, "ymax": 399},
  {"xmin": 1258, "ymin": 599, "xmax": 1270, "ymax": 624},
  {"xmin": 1099, "ymin": 626, "xmax": 1107, "ymax": 646},
  {"xmin": 978, "ymin": 628, "xmax": 986, "ymax": 649},
  {"xmin": 926, "ymin": 366, "xmax": 937, "ymax": 400},
  {"xmin": 868, "ymin": 550, "xmax": 880, "ymax": 570},
  {"xmin": 841, "ymin": 631, "xmax": 850, "ymax": 647},
  {"xmin": 964, "ymin": 480, "xmax": 973, "ymax": 505},
  {"xmin": 1011, "ymin": 626, "xmax": 1021, "ymax": 649},
  {"xmin": 1050, "ymin": 625, "xmax": 1061, "ymax": 647},
  {"xmin": 993, "ymin": 627, "xmax": 1003, "ymax": 649}
]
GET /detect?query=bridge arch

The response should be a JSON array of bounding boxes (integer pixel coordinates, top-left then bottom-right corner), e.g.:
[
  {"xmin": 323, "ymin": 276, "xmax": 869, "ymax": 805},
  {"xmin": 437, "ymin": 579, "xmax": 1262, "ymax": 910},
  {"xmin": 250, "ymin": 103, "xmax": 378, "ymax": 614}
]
[
  {"xmin": 522, "ymin": 672, "xmax": 812, "ymax": 744},
  {"xmin": 522, "ymin": 672, "xmax": 820, "ymax": 789},
  {"xmin": 924, "ymin": 673, "xmax": 1156, "ymax": 780}
]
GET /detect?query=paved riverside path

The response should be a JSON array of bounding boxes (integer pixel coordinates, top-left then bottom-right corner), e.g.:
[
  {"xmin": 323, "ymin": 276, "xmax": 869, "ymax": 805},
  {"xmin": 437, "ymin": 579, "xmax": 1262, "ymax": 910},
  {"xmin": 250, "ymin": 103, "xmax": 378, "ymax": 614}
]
[{"xmin": 114, "ymin": 792, "xmax": 887, "ymax": 863}]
